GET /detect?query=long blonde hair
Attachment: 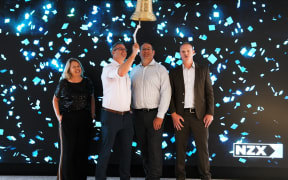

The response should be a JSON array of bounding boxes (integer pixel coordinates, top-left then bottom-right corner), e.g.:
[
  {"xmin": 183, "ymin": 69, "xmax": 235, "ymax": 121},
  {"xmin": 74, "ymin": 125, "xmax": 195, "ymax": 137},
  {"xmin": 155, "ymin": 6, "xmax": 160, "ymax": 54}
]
[{"xmin": 61, "ymin": 58, "xmax": 85, "ymax": 80}]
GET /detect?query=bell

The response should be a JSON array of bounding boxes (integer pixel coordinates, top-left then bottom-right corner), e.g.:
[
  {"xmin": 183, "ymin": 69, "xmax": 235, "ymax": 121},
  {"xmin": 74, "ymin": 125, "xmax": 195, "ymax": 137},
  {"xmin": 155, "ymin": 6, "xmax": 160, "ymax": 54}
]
[{"xmin": 130, "ymin": 0, "xmax": 156, "ymax": 21}]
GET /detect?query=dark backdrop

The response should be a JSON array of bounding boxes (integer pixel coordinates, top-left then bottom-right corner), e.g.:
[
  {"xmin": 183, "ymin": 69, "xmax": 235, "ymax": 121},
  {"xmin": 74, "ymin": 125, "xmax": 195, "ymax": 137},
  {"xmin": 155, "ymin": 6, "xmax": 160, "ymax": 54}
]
[{"xmin": 0, "ymin": 0, "xmax": 287, "ymax": 179}]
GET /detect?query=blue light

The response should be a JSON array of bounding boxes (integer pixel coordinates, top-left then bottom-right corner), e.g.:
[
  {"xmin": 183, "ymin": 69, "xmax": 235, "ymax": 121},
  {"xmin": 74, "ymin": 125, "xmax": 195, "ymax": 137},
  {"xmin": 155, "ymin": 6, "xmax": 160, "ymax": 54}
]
[
  {"xmin": 175, "ymin": 3, "xmax": 181, "ymax": 8},
  {"xmin": 107, "ymin": 32, "xmax": 113, "ymax": 43},
  {"xmin": 33, "ymin": 40, "xmax": 39, "ymax": 45},
  {"xmin": 186, "ymin": 151, "xmax": 193, "ymax": 157},
  {"xmin": 46, "ymin": 3, "xmax": 52, "ymax": 9},
  {"xmin": 213, "ymin": 12, "xmax": 219, "ymax": 17},
  {"xmin": 130, "ymin": 21, "xmax": 136, "ymax": 28},
  {"xmin": 35, "ymin": 135, "xmax": 44, "ymax": 141},
  {"xmin": 100, "ymin": 61, "xmax": 107, "ymax": 67},
  {"xmin": 162, "ymin": 141, "xmax": 168, "ymax": 149},
  {"xmin": 25, "ymin": 13, "xmax": 30, "ymax": 19},
  {"xmin": 175, "ymin": 52, "xmax": 181, "ymax": 59},
  {"xmin": 219, "ymin": 134, "xmax": 228, "ymax": 142},
  {"xmin": 17, "ymin": 24, "xmax": 25, "ymax": 32},
  {"xmin": 208, "ymin": 54, "xmax": 217, "ymax": 64},
  {"xmin": 44, "ymin": 156, "xmax": 52, "ymax": 162},
  {"xmin": 237, "ymin": 0, "xmax": 241, "ymax": 8},
  {"xmin": 61, "ymin": 23, "xmax": 69, "ymax": 30},
  {"xmin": 247, "ymin": 48, "xmax": 256, "ymax": 57},
  {"xmin": 5, "ymin": 18, "xmax": 10, "ymax": 23},
  {"xmin": 7, "ymin": 136, "xmax": 16, "ymax": 141},
  {"xmin": 125, "ymin": 0, "xmax": 133, "ymax": 8},
  {"xmin": 240, "ymin": 117, "xmax": 246, "ymax": 123},
  {"xmin": 165, "ymin": 55, "xmax": 172, "ymax": 64},
  {"xmin": 241, "ymin": 132, "xmax": 249, "ymax": 136},
  {"xmin": 239, "ymin": 158, "xmax": 247, "ymax": 163},
  {"xmin": 32, "ymin": 150, "xmax": 38, "ymax": 157},
  {"xmin": 64, "ymin": 38, "xmax": 72, "ymax": 45},
  {"xmin": 235, "ymin": 90, "xmax": 242, "ymax": 95},
  {"xmin": 176, "ymin": 60, "xmax": 182, "ymax": 65},
  {"xmin": 199, "ymin": 34, "xmax": 207, "ymax": 40},
  {"xmin": 240, "ymin": 48, "xmax": 247, "ymax": 55},
  {"xmin": 59, "ymin": 46, "xmax": 66, "ymax": 52},
  {"xmin": 164, "ymin": 153, "xmax": 172, "ymax": 160},
  {"xmin": 223, "ymin": 96, "xmax": 230, "ymax": 103},
  {"xmin": 170, "ymin": 136, "xmax": 175, "ymax": 143},
  {"xmin": 33, "ymin": 77, "xmax": 41, "ymax": 85},
  {"xmin": 230, "ymin": 123, "xmax": 238, "ymax": 130},
  {"xmin": 209, "ymin": 25, "xmax": 216, "ymax": 31},
  {"xmin": 210, "ymin": 74, "xmax": 217, "ymax": 85},
  {"xmin": 42, "ymin": 15, "xmax": 48, "ymax": 22},
  {"xmin": 226, "ymin": 16, "xmax": 234, "ymax": 25}
]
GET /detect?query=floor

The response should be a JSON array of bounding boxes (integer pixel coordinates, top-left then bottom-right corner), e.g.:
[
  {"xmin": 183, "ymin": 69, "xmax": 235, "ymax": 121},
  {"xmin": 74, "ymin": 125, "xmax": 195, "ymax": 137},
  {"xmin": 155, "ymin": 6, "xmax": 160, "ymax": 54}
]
[{"xmin": 0, "ymin": 177, "xmax": 231, "ymax": 180}]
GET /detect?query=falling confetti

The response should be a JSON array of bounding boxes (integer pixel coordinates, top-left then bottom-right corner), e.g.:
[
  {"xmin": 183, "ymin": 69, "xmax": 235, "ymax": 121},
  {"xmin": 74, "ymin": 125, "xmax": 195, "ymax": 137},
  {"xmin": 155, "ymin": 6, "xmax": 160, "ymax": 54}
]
[{"xmin": 0, "ymin": 0, "xmax": 287, "ymax": 170}]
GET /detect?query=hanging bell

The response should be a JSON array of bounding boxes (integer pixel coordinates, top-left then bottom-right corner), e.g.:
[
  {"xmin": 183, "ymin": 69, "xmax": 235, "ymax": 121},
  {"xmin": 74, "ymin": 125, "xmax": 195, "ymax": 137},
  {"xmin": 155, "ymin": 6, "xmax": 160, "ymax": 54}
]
[{"xmin": 130, "ymin": 0, "xmax": 157, "ymax": 21}]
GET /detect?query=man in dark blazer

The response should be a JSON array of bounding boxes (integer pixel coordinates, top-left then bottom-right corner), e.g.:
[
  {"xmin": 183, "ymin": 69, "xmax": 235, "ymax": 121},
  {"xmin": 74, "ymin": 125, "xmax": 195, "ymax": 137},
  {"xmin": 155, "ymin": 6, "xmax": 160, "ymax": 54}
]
[{"xmin": 169, "ymin": 42, "xmax": 214, "ymax": 180}]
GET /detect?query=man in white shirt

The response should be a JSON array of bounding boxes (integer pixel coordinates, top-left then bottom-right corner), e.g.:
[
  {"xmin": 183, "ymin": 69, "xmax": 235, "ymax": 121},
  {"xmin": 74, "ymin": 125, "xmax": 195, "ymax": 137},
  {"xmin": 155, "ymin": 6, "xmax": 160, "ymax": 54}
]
[
  {"xmin": 130, "ymin": 42, "xmax": 171, "ymax": 180},
  {"xmin": 95, "ymin": 42, "xmax": 139, "ymax": 180}
]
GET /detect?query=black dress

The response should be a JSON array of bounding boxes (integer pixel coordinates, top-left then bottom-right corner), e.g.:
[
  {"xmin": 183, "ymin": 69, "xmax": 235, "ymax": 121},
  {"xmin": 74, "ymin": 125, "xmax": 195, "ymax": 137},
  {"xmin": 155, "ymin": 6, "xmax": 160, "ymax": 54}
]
[{"xmin": 54, "ymin": 77, "xmax": 94, "ymax": 180}]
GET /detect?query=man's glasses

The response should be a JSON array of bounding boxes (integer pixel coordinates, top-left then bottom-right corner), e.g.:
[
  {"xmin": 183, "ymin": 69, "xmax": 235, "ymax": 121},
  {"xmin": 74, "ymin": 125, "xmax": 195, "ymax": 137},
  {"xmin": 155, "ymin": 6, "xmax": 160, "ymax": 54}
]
[{"xmin": 113, "ymin": 47, "xmax": 127, "ymax": 52}]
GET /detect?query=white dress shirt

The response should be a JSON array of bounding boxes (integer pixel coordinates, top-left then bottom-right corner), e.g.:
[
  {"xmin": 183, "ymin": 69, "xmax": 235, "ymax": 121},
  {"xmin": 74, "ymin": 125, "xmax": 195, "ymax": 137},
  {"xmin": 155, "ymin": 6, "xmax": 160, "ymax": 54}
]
[
  {"xmin": 131, "ymin": 59, "xmax": 171, "ymax": 119},
  {"xmin": 101, "ymin": 60, "xmax": 131, "ymax": 111},
  {"xmin": 183, "ymin": 63, "xmax": 195, "ymax": 108}
]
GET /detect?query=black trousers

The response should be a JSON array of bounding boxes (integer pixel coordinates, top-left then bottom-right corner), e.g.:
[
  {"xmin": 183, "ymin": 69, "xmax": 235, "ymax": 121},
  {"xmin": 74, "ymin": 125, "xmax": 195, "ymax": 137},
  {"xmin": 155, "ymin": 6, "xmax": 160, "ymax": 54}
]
[
  {"xmin": 58, "ymin": 110, "xmax": 92, "ymax": 180},
  {"xmin": 95, "ymin": 109, "xmax": 134, "ymax": 180},
  {"xmin": 133, "ymin": 109, "xmax": 163, "ymax": 180},
  {"xmin": 175, "ymin": 111, "xmax": 211, "ymax": 180}
]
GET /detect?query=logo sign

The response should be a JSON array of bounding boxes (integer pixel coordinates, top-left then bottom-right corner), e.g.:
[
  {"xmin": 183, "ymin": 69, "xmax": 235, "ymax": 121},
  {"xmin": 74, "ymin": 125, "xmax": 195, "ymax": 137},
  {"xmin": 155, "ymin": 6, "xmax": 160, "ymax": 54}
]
[{"xmin": 233, "ymin": 143, "xmax": 283, "ymax": 158}]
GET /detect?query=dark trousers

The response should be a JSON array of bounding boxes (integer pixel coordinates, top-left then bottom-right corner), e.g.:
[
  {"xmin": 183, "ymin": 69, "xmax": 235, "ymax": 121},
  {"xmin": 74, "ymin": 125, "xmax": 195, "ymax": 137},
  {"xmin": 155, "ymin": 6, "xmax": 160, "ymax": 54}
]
[
  {"xmin": 133, "ymin": 109, "xmax": 163, "ymax": 180},
  {"xmin": 58, "ymin": 110, "xmax": 92, "ymax": 180},
  {"xmin": 175, "ymin": 111, "xmax": 211, "ymax": 180},
  {"xmin": 95, "ymin": 109, "xmax": 134, "ymax": 180}
]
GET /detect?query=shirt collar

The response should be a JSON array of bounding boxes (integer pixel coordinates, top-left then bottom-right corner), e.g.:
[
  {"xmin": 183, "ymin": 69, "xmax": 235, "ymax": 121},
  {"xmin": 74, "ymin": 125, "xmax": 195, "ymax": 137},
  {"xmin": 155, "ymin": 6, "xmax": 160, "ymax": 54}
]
[
  {"xmin": 111, "ymin": 59, "xmax": 121, "ymax": 65},
  {"xmin": 140, "ymin": 59, "xmax": 156, "ymax": 67},
  {"xmin": 182, "ymin": 62, "xmax": 195, "ymax": 70}
]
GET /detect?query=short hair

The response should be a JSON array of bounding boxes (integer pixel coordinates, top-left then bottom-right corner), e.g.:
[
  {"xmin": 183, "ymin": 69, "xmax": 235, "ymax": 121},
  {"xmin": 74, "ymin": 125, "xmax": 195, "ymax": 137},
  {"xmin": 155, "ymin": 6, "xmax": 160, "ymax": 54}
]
[
  {"xmin": 180, "ymin": 42, "xmax": 193, "ymax": 49},
  {"xmin": 110, "ymin": 41, "xmax": 125, "ymax": 54},
  {"xmin": 141, "ymin": 42, "xmax": 154, "ymax": 50},
  {"xmin": 61, "ymin": 58, "xmax": 84, "ymax": 80}
]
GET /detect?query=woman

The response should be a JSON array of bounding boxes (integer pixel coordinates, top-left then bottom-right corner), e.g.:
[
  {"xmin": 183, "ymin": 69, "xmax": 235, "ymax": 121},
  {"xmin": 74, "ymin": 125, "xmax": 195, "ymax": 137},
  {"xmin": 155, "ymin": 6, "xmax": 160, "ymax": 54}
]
[{"xmin": 52, "ymin": 58, "xmax": 95, "ymax": 180}]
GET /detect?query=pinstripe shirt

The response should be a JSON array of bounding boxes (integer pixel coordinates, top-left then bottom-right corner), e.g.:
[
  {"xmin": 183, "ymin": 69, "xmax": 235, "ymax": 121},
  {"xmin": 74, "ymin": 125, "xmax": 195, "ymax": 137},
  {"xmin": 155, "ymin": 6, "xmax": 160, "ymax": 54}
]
[{"xmin": 130, "ymin": 59, "xmax": 171, "ymax": 119}]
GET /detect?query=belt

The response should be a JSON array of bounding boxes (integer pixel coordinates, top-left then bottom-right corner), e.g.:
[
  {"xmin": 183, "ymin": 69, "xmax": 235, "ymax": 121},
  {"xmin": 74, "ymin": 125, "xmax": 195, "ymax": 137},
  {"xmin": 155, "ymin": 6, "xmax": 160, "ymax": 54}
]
[
  {"xmin": 134, "ymin": 108, "xmax": 158, "ymax": 112},
  {"xmin": 102, "ymin": 108, "xmax": 130, "ymax": 115},
  {"xmin": 184, "ymin": 108, "xmax": 196, "ymax": 113}
]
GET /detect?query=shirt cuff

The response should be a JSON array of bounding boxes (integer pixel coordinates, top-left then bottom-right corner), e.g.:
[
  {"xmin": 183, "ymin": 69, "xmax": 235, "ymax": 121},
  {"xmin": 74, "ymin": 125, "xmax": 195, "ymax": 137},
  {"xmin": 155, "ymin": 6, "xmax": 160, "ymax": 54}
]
[{"xmin": 157, "ymin": 111, "xmax": 165, "ymax": 119}]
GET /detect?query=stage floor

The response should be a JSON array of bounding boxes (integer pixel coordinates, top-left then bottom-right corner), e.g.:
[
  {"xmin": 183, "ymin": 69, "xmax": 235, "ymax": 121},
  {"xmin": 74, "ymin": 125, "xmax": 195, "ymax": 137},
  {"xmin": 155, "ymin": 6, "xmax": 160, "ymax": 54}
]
[{"xmin": 0, "ymin": 177, "xmax": 232, "ymax": 180}]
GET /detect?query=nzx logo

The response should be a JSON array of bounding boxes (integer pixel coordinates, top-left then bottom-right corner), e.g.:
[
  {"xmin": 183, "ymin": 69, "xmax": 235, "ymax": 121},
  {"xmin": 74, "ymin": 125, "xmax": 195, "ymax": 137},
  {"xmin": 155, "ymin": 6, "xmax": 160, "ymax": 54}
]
[{"xmin": 233, "ymin": 143, "xmax": 283, "ymax": 158}]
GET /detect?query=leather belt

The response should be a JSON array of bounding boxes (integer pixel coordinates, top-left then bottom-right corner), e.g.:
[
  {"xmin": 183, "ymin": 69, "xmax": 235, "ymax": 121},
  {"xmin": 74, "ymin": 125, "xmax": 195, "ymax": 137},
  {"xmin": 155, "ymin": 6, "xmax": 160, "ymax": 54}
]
[
  {"xmin": 102, "ymin": 108, "xmax": 130, "ymax": 115},
  {"xmin": 184, "ymin": 108, "xmax": 196, "ymax": 113},
  {"xmin": 134, "ymin": 108, "xmax": 158, "ymax": 112}
]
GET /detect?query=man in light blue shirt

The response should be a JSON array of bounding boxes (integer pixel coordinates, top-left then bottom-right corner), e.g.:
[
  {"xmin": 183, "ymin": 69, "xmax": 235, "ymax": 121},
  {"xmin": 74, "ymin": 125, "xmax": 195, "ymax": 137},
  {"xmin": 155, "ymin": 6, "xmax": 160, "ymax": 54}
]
[{"xmin": 131, "ymin": 42, "xmax": 171, "ymax": 180}]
